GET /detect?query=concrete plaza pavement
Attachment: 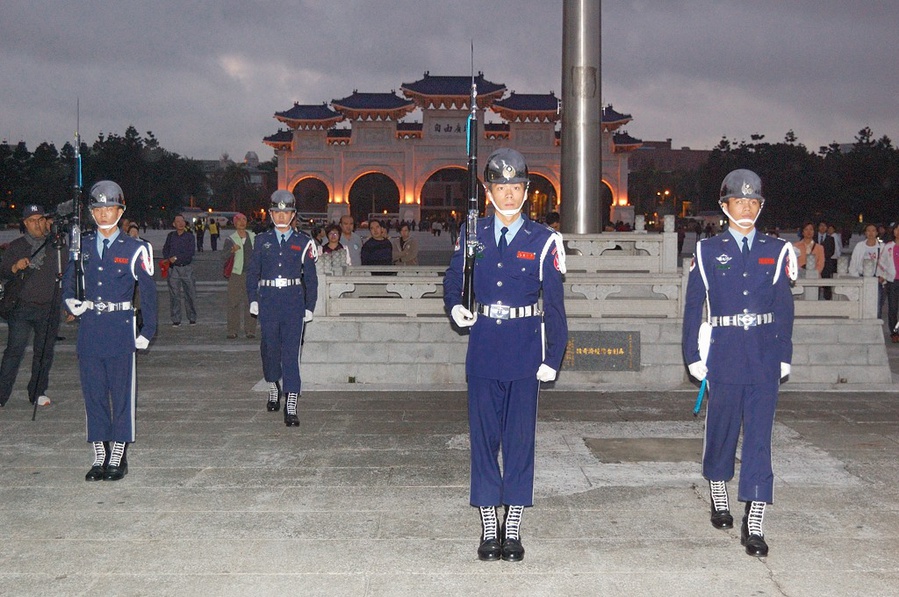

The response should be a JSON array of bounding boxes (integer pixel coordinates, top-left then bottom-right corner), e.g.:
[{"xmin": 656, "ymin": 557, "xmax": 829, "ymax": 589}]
[{"xmin": 0, "ymin": 240, "xmax": 898, "ymax": 596}]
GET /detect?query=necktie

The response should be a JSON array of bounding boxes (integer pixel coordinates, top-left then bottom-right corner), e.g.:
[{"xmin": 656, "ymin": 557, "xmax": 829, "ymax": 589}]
[
  {"xmin": 101, "ymin": 239, "xmax": 109, "ymax": 260},
  {"xmin": 498, "ymin": 227, "xmax": 508, "ymax": 257},
  {"xmin": 741, "ymin": 237, "xmax": 749, "ymax": 259},
  {"xmin": 280, "ymin": 234, "xmax": 286, "ymax": 248}
]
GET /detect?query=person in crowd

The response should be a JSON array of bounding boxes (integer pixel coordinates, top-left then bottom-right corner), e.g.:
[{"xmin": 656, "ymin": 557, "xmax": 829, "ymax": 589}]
[
  {"xmin": 792, "ymin": 222, "xmax": 825, "ymax": 276},
  {"xmin": 849, "ymin": 223, "xmax": 886, "ymax": 316},
  {"xmin": 361, "ymin": 220, "xmax": 393, "ymax": 266},
  {"xmin": 320, "ymin": 224, "xmax": 350, "ymax": 274},
  {"xmin": 877, "ymin": 223, "xmax": 899, "ymax": 342},
  {"xmin": 162, "ymin": 215, "xmax": 198, "ymax": 326},
  {"xmin": 246, "ymin": 190, "xmax": 318, "ymax": 427},
  {"xmin": 392, "ymin": 223, "xmax": 419, "ymax": 265},
  {"xmin": 816, "ymin": 221, "xmax": 837, "ymax": 299},
  {"xmin": 0, "ymin": 204, "xmax": 67, "ymax": 408},
  {"xmin": 193, "ymin": 218, "xmax": 205, "ymax": 252},
  {"xmin": 62, "ymin": 181, "xmax": 157, "ymax": 481},
  {"xmin": 339, "ymin": 215, "xmax": 363, "ymax": 266},
  {"xmin": 545, "ymin": 211, "xmax": 561, "ymax": 232},
  {"xmin": 208, "ymin": 218, "xmax": 220, "ymax": 251},
  {"xmin": 222, "ymin": 213, "xmax": 256, "ymax": 339},
  {"xmin": 443, "ymin": 148, "xmax": 567, "ymax": 563},
  {"xmin": 683, "ymin": 169, "xmax": 796, "ymax": 558}
]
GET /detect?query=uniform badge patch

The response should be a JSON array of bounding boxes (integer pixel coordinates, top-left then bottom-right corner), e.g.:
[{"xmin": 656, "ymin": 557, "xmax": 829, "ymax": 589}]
[
  {"xmin": 758, "ymin": 257, "xmax": 775, "ymax": 264},
  {"xmin": 552, "ymin": 246, "xmax": 560, "ymax": 271},
  {"xmin": 517, "ymin": 251, "xmax": 535, "ymax": 260},
  {"xmin": 716, "ymin": 253, "xmax": 732, "ymax": 265},
  {"xmin": 290, "ymin": 244, "xmax": 303, "ymax": 251},
  {"xmin": 689, "ymin": 257, "xmax": 695, "ymax": 271},
  {"xmin": 114, "ymin": 257, "xmax": 129, "ymax": 264}
]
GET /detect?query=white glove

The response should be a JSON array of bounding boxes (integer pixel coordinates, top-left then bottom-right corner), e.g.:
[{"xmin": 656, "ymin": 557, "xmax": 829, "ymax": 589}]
[
  {"xmin": 303, "ymin": 309, "xmax": 313, "ymax": 323},
  {"xmin": 780, "ymin": 362, "xmax": 791, "ymax": 380},
  {"xmin": 451, "ymin": 304, "xmax": 477, "ymax": 328},
  {"xmin": 688, "ymin": 361, "xmax": 708, "ymax": 381},
  {"xmin": 65, "ymin": 298, "xmax": 89, "ymax": 316},
  {"xmin": 536, "ymin": 364, "xmax": 557, "ymax": 382},
  {"xmin": 135, "ymin": 335, "xmax": 149, "ymax": 350},
  {"xmin": 249, "ymin": 301, "xmax": 259, "ymax": 316}
]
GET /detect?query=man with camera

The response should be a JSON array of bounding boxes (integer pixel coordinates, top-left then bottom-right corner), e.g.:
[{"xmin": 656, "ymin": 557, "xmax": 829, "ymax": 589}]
[{"xmin": 0, "ymin": 204, "xmax": 67, "ymax": 408}]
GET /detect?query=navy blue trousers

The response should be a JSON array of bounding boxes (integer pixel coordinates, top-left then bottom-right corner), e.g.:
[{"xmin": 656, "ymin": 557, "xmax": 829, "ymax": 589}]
[
  {"xmin": 702, "ymin": 379, "xmax": 779, "ymax": 503},
  {"xmin": 259, "ymin": 314, "xmax": 304, "ymax": 394},
  {"xmin": 79, "ymin": 353, "xmax": 136, "ymax": 443},
  {"xmin": 468, "ymin": 375, "xmax": 539, "ymax": 507}
]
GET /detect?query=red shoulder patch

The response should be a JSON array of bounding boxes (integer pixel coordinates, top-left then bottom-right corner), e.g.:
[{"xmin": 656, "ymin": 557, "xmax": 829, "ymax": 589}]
[
  {"xmin": 758, "ymin": 257, "xmax": 775, "ymax": 265},
  {"xmin": 517, "ymin": 251, "xmax": 535, "ymax": 260},
  {"xmin": 114, "ymin": 257, "xmax": 129, "ymax": 264}
]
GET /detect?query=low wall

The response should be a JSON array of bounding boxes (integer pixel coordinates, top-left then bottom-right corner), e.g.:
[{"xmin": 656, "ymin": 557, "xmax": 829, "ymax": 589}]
[{"xmin": 302, "ymin": 228, "xmax": 892, "ymax": 389}]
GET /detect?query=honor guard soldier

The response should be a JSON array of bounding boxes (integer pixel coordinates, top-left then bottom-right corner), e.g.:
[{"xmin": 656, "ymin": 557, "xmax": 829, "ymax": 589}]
[
  {"xmin": 246, "ymin": 190, "xmax": 318, "ymax": 427},
  {"xmin": 443, "ymin": 148, "xmax": 568, "ymax": 562},
  {"xmin": 63, "ymin": 181, "xmax": 158, "ymax": 481},
  {"xmin": 682, "ymin": 169, "xmax": 797, "ymax": 556}
]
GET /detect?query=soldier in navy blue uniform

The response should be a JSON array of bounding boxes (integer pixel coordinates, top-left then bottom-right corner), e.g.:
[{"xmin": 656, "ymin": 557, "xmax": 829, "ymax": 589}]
[
  {"xmin": 63, "ymin": 181, "xmax": 158, "ymax": 482},
  {"xmin": 444, "ymin": 148, "xmax": 567, "ymax": 563},
  {"xmin": 246, "ymin": 190, "xmax": 318, "ymax": 427},
  {"xmin": 683, "ymin": 169, "xmax": 797, "ymax": 557}
]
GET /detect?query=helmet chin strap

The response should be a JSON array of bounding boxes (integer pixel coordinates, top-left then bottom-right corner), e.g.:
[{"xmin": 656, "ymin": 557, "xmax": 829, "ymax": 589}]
[
  {"xmin": 486, "ymin": 188, "xmax": 528, "ymax": 218},
  {"xmin": 720, "ymin": 203, "xmax": 762, "ymax": 231},
  {"xmin": 92, "ymin": 209, "xmax": 124, "ymax": 231},
  {"xmin": 272, "ymin": 212, "xmax": 295, "ymax": 231}
]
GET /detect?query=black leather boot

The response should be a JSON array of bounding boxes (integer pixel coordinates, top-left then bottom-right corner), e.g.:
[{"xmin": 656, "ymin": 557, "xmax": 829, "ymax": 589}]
[
  {"xmin": 477, "ymin": 506, "xmax": 501, "ymax": 561},
  {"xmin": 709, "ymin": 480, "xmax": 734, "ymax": 529},
  {"xmin": 501, "ymin": 505, "xmax": 525, "ymax": 562},
  {"xmin": 104, "ymin": 442, "xmax": 129, "ymax": 481},
  {"xmin": 85, "ymin": 441, "xmax": 108, "ymax": 482},
  {"xmin": 267, "ymin": 381, "xmax": 281, "ymax": 412},
  {"xmin": 284, "ymin": 392, "xmax": 299, "ymax": 427},
  {"xmin": 741, "ymin": 501, "xmax": 769, "ymax": 557}
]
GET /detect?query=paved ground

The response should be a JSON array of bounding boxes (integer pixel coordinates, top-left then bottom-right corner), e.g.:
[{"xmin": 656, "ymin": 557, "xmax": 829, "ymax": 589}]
[{"xmin": 0, "ymin": 231, "xmax": 897, "ymax": 596}]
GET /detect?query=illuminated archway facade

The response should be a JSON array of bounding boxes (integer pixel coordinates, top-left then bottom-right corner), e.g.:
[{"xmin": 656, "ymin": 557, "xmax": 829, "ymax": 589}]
[{"xmin": 265, "ymin": 73, "xmax": 641, "ymax": 224}]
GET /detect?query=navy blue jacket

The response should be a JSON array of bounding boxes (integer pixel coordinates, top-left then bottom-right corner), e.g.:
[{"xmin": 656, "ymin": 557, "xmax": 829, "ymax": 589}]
[
  {"xmin": 682, "ymin": 231, "xmax": 795, "ymax": 384},
  {"xmin": 245, "ymin": 229, "xmax": 318, "ymax": 314},
  {"xmin": 444, "ymin": 215, "xmax": 567, "ymax": 381},
  {"xmin": 62, "ymin": 233, "xmax": 158, "ymax": 358}
]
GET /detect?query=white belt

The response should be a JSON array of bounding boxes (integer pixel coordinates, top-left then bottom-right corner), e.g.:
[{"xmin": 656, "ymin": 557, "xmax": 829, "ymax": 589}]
[
  {"xmin": 710, "ymin": 312, "xmax": 774, "ymax": 329},
  {"xmin": 86, "ymin": 300, "xmax": 132, "ymax": 313},
  {"xmin": 259, "ymin": 278, "xmax": 303, "ymax": 288},
  {"xmin": 477, "ymin": 302, "xmax": 542, "ymax": 320}
]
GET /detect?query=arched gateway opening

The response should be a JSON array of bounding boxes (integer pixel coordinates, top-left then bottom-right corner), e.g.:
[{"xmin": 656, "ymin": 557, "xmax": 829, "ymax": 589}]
[
  {"xmin": 293, "ymin": 178, "xmax": 329, "ymax": 213},
  {"xmin": 348, "ymin": 173, "xmax": 400, "ymax": 224},
  {"xmin": 421, "ymin": 167, "xmax": 486, "ymax": 224},
  {"xmin": 526, "ymin": 174, "xmax": 558, "ymax": 221}
]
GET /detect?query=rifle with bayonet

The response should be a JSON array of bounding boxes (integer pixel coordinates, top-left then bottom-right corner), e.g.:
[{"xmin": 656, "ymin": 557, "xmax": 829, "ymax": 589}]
[
  {"xmin": 460, "ymin": 64, "xmax": 479, "ymax": 312},
  {"xmin": 70, "ymin": 101, "xmax": 85, "ymax": 301}
]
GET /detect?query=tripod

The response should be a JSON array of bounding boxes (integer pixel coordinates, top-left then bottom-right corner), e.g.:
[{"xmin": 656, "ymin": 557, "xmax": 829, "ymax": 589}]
[{"xmin": 30, "ymin": 231, "xmax": 66, "ymax": 422}]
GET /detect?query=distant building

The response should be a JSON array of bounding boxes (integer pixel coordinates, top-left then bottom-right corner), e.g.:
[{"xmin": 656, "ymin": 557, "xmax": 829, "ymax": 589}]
[
  {"xmin": 264, "ymin": 71, "xmax": 642, "ymax": 224},
  {"xmin": 629, "ymin": 139, "xmax": 711, "ymax": 172}
]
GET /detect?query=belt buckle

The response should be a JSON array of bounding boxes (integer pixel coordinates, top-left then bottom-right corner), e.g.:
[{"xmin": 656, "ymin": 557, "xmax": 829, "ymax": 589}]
[
  {"xmin": 737, "ymin": 313, "xmax": 756, "ymax": 328},
  {"xmin": 275, "ymin": 278, "xmax": 288, "ymax": 288},
  {"xmin": 488, "ymin": 304, "xmax": 511, "ymax": 320},
  {"xmin": 95, "ymin": 302, "xmax": 108, "ymax": 313}
]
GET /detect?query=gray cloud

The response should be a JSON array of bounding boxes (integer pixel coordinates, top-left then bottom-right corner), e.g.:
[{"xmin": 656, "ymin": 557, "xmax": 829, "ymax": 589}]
[{"xmin": 0, "ymin": 1, "xmax": 895, "ymax": 160}]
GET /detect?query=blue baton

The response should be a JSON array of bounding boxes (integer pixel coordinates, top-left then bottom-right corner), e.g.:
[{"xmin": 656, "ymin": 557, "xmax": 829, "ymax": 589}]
[{"xmin": 692, "ymin": 378, "xmax": 707, "ymax": 417}]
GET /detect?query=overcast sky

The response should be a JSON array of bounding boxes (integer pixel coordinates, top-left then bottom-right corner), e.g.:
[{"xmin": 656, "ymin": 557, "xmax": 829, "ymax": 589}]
[{"xmin": 1, "ymin": 1, "xmax": 896, "ymax": 161}]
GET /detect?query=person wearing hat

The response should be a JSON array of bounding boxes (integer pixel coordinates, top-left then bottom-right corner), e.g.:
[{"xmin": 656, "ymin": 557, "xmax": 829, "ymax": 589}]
[
  {"xmin": 0, "ymin": 204, "xmax": 67, "ymax": 408},
  {"xmin": 443, "ymin": 148, "xmax": 568, "ymax": 563},
  {"xmin": 62, "ymin": 180, "xmax": 158, "ymax": 481},
  {"xmin": 245, "ymin": 190, "xmax": 318, "ymax": 427},
  {"xmin": 682, "ymin": 169, "xmax": 797, "ymax": 557}
]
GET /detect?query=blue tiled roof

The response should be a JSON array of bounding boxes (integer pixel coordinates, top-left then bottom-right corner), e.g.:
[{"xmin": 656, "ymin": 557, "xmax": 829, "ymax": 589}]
[
  {"xmin": 603, "ymin": 105, "xmax": 632, "ymax": 123},
  {"xmin": 613, "ymin": 131, "xmax": 642, "ymax": 145},
  {"xmin": 264, "ymin": 130, "xmax": 293, "ymax": 143},
  {"xmin": 275, "ymin": 103, "xmax": 342, "ymax": 121},
  {"xmin": 492, "ymin": 92, "xmax": 559, "ymax": 112},
  {"xmin": 400, "ymin": 72, "xmax": 505, "ymax": 97},
  {"xmin": 331, "ymin": 92, "xmax": 415, "ymax": 111}
]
